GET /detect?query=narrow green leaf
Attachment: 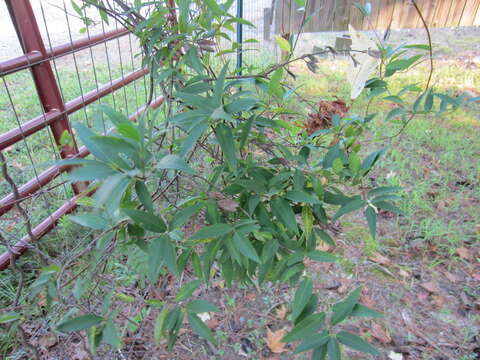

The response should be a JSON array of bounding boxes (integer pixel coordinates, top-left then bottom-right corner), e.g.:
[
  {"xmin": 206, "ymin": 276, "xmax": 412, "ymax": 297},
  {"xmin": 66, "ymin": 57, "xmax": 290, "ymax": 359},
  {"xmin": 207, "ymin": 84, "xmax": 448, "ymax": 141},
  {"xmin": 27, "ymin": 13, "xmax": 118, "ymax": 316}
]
[
  {"xmin": 189, "ymin": 223, "xmax": 233, "ymax": 241},
  {"xmin": 158, "ymin": 154, "xmax": 194, "ymax": 174},
  {"xmin": 351, "ymin": 304, "xmax": 383, "ymax": 318},
  {"xmin": 327, "ymin": 337, "xmax": 341, "ymax": 360},
  {"xmin": 332, "ymin": 196, "xmax": 365, "ymax": 221},
  {"xmin": 275, "ymin": 35, "xmax": 291, "ymax": 52},
  {"xmin": 307, "ymin": 250, "xmax": 337, "ymax": 263},
  {"xmin": 176, "ymin": 280, "xmax": 202, "ymax": 301},
  {"xmin": 215, "ymin": 124, "xmax": 237, "ymax": 172},
  {"xmin": 286, "ymin": 190, "xmax": 320, "ymax": 204},
  {"xmin": 69, "ymin": 213, "xmax": 107, "ymax": 230},
  {"xmin": 233, "ymin": 231, "xmax": 261, "ymax": 263},
  {"xmin": 57, "ymin": 314, "xmax": 103, "ymax": 333},
  {"xmin": 188, "ymin": 312, "xmax": 217, "ymax": 344},
  {"xmin": 186, "ymin": 300, "xmax": 220, "ymax": 314},
  {"xmin": 152, "ymin": 235, "xmax": 178, "ymax": 275},
  {"xmin": 103, "ymin": 318, "xmax": 121, "ymax": 349},
  {"xmin": 364, "ymin": 206, "xmax": 377, "ymax": 239},
  {"xmin": 282, "ymin": 313, "xmax": 325, "ymax": 343},
  {"xmin": 293, "ymin": 330, "xmax": 330, "ymax": 354},
  {"xmin": 271, "ymin": 198, "xmax": 299, "ymax": 234},
  {"xmin": 170, "ymin": 203, "xmax": 203, "ymax": 230},
  {"xmin": 331, "ymin": 287, "xmax": 362, "ymax": 325},
  {"xmin": 123, "ymin": 208, "xmax": 167, "ymax": 233},
  {"xmin": 337, "ymin": 331, "xmax": 380, "ymax": 355},
  {"xmin": 135, "ymin": 181, "xmax": 154, "ymax": 213},
  {"xmin": 291, "ymin": 278, "xmax": 313, "ymax": 322}
]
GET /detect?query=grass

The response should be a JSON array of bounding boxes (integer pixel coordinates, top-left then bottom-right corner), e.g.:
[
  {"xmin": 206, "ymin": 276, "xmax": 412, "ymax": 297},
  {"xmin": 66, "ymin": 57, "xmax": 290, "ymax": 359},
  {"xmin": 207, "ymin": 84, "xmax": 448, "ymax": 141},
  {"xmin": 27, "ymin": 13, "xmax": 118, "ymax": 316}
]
[{"xmin": 0, "ymin": 41, "xmax": 479, "ymax": 359}]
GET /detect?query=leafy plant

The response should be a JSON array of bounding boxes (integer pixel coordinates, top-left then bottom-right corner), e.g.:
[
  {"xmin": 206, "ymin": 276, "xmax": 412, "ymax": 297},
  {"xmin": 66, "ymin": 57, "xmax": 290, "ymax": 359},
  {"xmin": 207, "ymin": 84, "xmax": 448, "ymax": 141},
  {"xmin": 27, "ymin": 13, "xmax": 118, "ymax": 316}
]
[{"xmin": 2, "ymin": 0, "xmax": 474, "ymax": 359}]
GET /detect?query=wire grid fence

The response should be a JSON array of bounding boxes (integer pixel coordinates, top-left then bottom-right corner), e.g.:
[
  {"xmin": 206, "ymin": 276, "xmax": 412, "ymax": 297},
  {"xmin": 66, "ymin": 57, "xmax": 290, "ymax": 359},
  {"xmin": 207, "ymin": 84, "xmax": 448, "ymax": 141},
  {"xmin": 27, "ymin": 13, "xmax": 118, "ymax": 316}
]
[{"xmin": 0, "ymin": 0, "xmax": 154, "ymax": 268}]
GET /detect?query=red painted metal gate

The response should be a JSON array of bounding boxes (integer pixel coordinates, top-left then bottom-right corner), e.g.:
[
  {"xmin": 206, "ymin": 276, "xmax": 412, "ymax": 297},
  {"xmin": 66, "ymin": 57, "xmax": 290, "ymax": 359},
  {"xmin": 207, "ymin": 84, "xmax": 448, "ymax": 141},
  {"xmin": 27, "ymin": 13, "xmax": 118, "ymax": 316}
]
[{"xmin": 0, "ymin": 0, "xmax": 163, "ymax": 270}]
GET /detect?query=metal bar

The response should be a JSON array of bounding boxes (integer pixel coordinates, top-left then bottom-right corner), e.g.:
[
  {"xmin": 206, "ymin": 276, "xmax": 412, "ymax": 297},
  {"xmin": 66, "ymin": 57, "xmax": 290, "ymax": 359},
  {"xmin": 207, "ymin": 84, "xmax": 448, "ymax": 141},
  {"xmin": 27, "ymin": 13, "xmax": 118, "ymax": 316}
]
[
  {"xmin": 0, "ymin": 28, "xmax": 129, "ymax": 76},
  {"xmin": 0, "ymin": 96, "xmax": 165, "ymax": 271},
  {"xmin": 0, "ymin": 68, "xmax": 148, "ymax": 151},
  {"xmin": 6, "ymin": 0, "xmax": 78, "ymax": 171}
]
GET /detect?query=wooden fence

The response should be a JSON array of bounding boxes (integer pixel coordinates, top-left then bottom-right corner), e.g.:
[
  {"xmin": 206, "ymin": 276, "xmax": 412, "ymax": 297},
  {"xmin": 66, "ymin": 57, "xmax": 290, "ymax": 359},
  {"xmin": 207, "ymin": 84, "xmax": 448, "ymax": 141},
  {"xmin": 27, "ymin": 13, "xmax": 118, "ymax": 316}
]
[{"xmin": 271, "ymin": 0, "xmax": 480, "ymax": 35}]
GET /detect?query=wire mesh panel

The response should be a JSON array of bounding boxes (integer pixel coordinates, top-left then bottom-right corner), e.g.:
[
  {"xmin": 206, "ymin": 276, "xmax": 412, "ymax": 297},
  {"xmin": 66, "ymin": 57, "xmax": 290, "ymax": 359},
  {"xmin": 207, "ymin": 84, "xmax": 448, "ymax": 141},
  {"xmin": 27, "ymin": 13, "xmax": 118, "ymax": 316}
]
[{"xmin": 0, "ymin": 0, "xmax": 158, "ymax": 270}]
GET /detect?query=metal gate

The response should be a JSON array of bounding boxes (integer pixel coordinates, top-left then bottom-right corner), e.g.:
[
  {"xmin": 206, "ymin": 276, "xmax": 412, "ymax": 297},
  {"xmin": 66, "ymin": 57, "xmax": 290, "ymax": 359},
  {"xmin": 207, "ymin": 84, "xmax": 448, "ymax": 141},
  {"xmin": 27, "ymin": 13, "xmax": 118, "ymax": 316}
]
[{"xmin": 0, "ymin": 0, "xmax": 164, "ymax": 270}]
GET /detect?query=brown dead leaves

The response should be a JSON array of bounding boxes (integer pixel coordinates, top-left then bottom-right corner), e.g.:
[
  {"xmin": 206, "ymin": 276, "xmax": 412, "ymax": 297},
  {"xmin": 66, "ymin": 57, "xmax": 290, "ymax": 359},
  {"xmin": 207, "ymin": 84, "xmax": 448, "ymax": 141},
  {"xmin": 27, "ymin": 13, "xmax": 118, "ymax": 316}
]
[
  {"xmin": 305, "ymin": 98, "xmax": 349, "ymax": 135},
  {"xmin": 265, "ymin": 327, "xmax": 288, "ymax": 353}
]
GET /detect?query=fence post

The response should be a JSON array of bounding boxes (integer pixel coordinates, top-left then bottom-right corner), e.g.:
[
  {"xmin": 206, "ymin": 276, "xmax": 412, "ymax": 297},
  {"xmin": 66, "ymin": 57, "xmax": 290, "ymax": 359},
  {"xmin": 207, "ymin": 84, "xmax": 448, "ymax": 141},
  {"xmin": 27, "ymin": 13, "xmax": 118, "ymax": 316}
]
[{"xmin": 236, "ymin": 0, "xmax": 243, "ymax": 73}]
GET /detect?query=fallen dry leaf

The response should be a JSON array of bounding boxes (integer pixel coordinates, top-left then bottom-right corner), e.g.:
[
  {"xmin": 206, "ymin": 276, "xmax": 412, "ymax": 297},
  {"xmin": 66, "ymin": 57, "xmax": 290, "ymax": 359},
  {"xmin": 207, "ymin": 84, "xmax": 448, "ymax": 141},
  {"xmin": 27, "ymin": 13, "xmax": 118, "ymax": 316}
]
[
  {"xmin": 360, "ymin": 289, "xmax": 376, "ymax": 308},
  {"xmin": 337, "ymin": 278, "xmax": 352, "ymax": 294},
  {"xmin": 443, "ymin": 271, "xmax": 458, "ymax": 283},
  {"xmin": 39, "ymin": 332, "xmax": 57, "ymax": 349},
  {"xmin": 398, "ymin": 269, "xmax": 410, "ymax": 278},
  {"xmin": 456, "ymin": 247, "xmax": 473, "ymax": 261},
  {"xmin": 368, "ymin": 253, "xmax": 391, "ymax": 266},
  {"xmin": 217, "ymin": 198, "xmax": 238, "ymax": 212},
  {"xmin": 266, "ymin": 327, "xmax": 288, "ymax": 354},
  {"xmin": 420, "ymin": 280, "xmax": 440, "ymax": 293},
  {"xmin": 207, "ymin": 318, "xmax": 219, "ymax": 330},
  {"xmin": 416, "ymin": 290, "xmax": 429, "ymax": 301},
  {"xmin": 245, "ymin": 291, "xmax": 257, "ymax": 301},
  {"xmin": 371, "ymin": 322, "xmax": 392, "ymax": 344},
  {"xmin": 431, "ymin": 295, "xmax": 447, "ymax": 308},
  {"xmin": 275, "ymin": 305, "xmax": 289, "ymax": 320}
]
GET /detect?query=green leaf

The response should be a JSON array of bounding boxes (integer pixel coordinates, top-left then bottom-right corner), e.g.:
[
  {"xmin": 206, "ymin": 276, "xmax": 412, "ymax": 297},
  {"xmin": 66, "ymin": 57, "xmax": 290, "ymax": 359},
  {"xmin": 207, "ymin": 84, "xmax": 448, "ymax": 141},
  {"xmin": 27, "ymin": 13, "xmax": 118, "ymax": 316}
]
[
  {"xmin": 351, "ymin": 304, "xmax": 383, "ymax": 318},
  {"xmin": 135, "ymin": 181, "xmax": 154, "ymax": 213},
  {"xmin": 203, "ymin": 0, "xmax": 223, "ymax": 16},
  {"xmin": 271, "ymin": 198, "xmax": 299, "ymax": 234},
  {"xmin": 285, "ymin": 190, "xmax": 320, "ymax": 204},
  {"xmin": 233, "ymin": 231, "xmax": 261, "ymax": 263},
  {"xmin": 312, "ymin": 344, "xmax": 328, "ymax": 360},
  {"xmin": 385, "ymin": 107, "xmax": 406, "ymax": 122},
  {"xmin": 57, "ymin": 314, "xmax": 103, "ymax": 333},
  {"xmin": 68, "ymin": 162, "xmax": 116, "ymax": 181},
  {"xmin": 332, "ymin": 196, "xmax": 365, "ymax": 221},
  {"xmin": 170, "ymin": 203, "xmax": 203, "ymax": 230},
  {"xmin": 282, "ymin": 313, "xmax": 325, "ymax": 343},
  {"xmin": 368, "ymin": 186, "xmax": 401, "ymax": 197},
  {"xmin": 268, "ymin": 67, "xmax": 284, "ymax": 98},
  {"xmin": 189, "ymin": 223, "xmax": 233, "ymax": 241},
  {"xmin": 94, "ymin": 173, "xmax": 129, "ymax": 208},
  {"xmin": 331, "ymin": 287, "xmax": 362, "ymax": 325},
  {"xmin": 185, "ymin": 47, "xmax": 204, "ymax": 75},
  {"xmin": 275, "ymin": 35, "xmax": 291, "ymax": 52},
  {"xmin": 336, "ymin": 331, "xmax": 380, "ymax": 355},
  {"xmin": 213, "ymin": 63, "xmax": 229, "ymax": 106},
  {"xmin": 152, "ymin": 235, "xmax": 178, "ymax": 275},
  {"xmin": 373, "ymin": 201, "xmax": 405, "ymax": 215},
  {"xmin": 348, "ymin": 152, "xmax": 361, "ymax": 174},
  {"xmin": 176, "ymin": 280, "xmax": 202, "ymax": 301},
  {"xmin": 315, "ymin": 228, "xmax": 335, "ymax": 246},
  {"xmin": 327, "ymin": 337, "xmax": 341, "ymax": 360},
  {"xmin": 385, "ymin": 54, "xmax": 422, "ymax": 77},
  {"xmin": 291, "ymin": 278, "xmax": 313, "ymax": 322},
  {"xmin": 293, "ymin": 330, "xmax": 330, "ymax": 354},
  {"xmin": 69, "ymin": 213, "xmax": 107, "ymax": 230},
  {"xmin": 215, "ymin": 124, "xmax": 237, "ymax": 172},
  {"xmin": 103, "ymin": 318, "xmax": 121, "ymax": 349},
  {"xmin": 307, "ymin": 250, "xmax": 337, "ymax": 263},
  {"xmin": 123, "ymin": 208, "xmax": 167, "ymax": 233},
  {"xmin": 0, "ymin": 312, "xmax": 21, "ymax": 324},
  {"xmin": 188, "ymin": 312, "xmax": 217, "ymax": 344},
  {"xmin": 158, "ymin": 154, "xmax": 194, "ymax": 174},
  {"xmin": 364, "ymin": 206, "xmax": 377, "ymax": 239},
  {"xmin": 186, "ymin": 300, "xmax": 220, "ymax": 314},
  {"xmin": 154, "ymin": 308, "xmax": 169, "ymax": 344}
]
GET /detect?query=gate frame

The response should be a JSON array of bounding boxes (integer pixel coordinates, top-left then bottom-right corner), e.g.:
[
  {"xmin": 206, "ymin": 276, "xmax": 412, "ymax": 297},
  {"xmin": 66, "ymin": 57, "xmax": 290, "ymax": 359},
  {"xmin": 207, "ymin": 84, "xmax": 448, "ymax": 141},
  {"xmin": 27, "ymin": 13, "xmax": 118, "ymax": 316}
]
[{"xmin": 0, "ymin": 0, "xmax": 164, "ymax": 270}]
